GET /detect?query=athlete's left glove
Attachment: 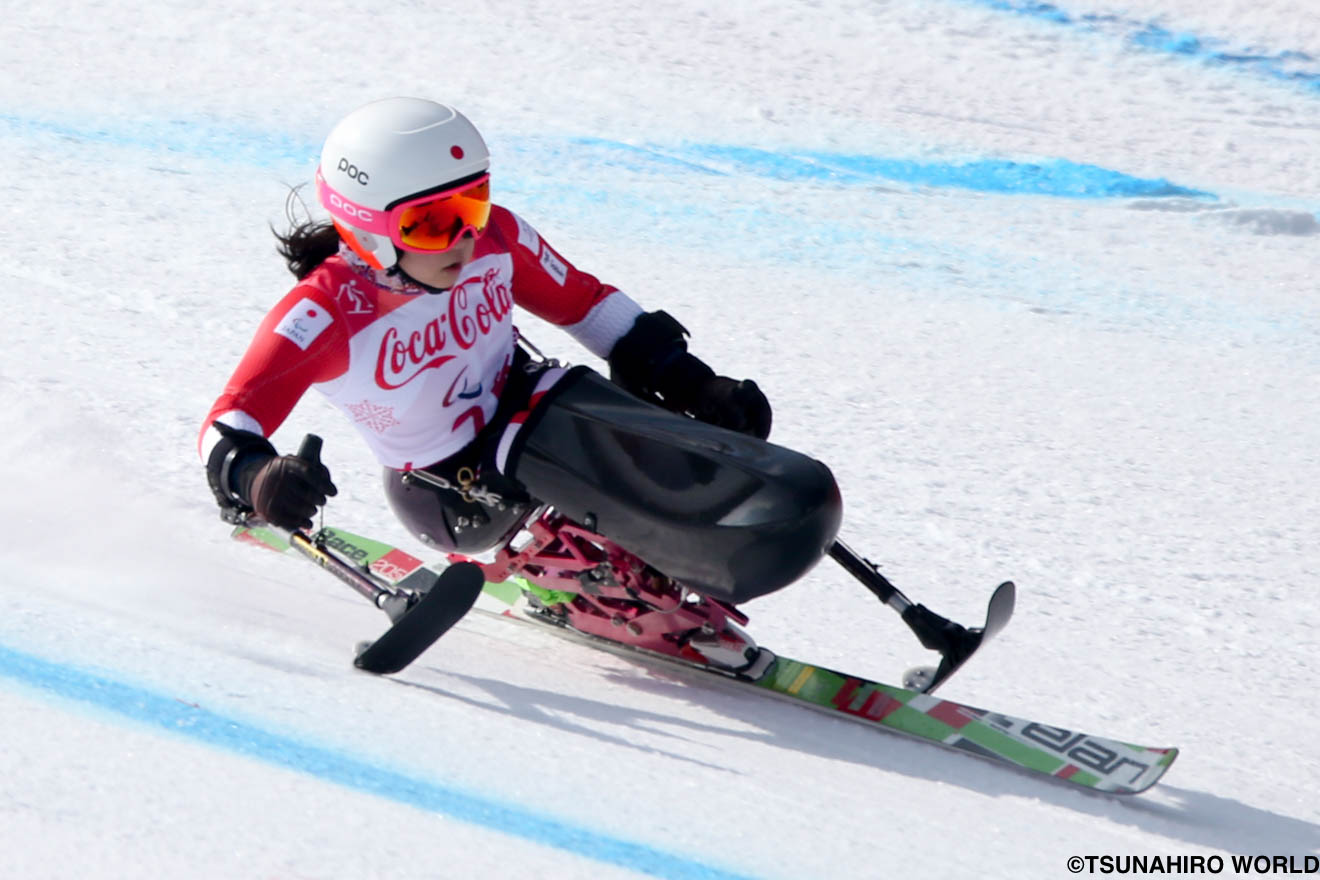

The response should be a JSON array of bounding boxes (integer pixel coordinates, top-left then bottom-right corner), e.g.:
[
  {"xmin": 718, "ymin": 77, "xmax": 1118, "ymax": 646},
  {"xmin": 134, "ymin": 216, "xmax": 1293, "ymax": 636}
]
[
  {"xmin": 206, "ymin": 423, "xmax": 338, "ymax": 530},
  {"xmin": 608, "ymin": 310, "xmax": 773, "ymax": 440},
  {"xmin": 687, "ymin": 376, "xmax": 772, "ymax": 440}
]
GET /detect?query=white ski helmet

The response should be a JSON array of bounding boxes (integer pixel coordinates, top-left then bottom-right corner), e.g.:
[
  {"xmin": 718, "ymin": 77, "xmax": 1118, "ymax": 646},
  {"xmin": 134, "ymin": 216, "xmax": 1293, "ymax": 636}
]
[{"xmin": 316, "ymin": 97, "xmax": 491, "ymax": 270}]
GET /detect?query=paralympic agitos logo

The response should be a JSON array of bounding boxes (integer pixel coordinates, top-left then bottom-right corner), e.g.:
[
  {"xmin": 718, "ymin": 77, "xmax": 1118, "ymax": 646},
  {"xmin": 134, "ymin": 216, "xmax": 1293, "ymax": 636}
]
[{"xmin": 373, "ymin": 269, "xmax": 514, "ymax": 390}]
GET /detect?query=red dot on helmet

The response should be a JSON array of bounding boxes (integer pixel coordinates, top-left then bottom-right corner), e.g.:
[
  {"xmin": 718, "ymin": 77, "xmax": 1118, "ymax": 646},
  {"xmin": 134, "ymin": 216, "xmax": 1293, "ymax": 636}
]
[{"xmin": 451, "ymin": 145, "xmax": 465, "ymax": 159}]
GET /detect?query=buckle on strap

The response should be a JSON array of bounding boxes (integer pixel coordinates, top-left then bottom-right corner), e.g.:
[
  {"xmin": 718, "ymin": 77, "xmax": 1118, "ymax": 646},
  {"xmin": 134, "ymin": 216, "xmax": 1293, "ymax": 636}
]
[{"xmin": 402, "ymin": 466, "xmax": 507, "ymax": 509}]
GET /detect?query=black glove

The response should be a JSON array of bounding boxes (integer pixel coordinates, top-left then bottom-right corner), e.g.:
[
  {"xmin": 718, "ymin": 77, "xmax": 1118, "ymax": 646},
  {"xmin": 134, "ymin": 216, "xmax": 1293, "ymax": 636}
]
[
  {"xmin": 689, "ymin": 376, "xmax": 772, "ymax": 439},
  {"xmin": 239, "ymin": 453, "xmax": 338, "ymax": 531},
  {"xmin": 608, "ymin": 311, "xmax": 773, "ymax": 439}
]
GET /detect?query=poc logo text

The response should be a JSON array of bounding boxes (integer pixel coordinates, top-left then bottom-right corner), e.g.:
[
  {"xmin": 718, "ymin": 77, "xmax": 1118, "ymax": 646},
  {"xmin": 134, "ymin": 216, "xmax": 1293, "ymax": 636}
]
[
  {"xmin": 337, "ymin": 157, "xmax": 370, "ymax": 185},
  {"xmin": 326, "ymin": 192, "xmax": 374, "ymax": 223}
]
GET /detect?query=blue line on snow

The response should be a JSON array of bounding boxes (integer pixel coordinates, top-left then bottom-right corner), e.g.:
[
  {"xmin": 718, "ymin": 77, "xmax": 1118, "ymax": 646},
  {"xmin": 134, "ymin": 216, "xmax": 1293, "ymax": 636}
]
[
  {"xmin": 0, "ymin": 111, "xmax": 1212, "ymax": 200},
  {"xmin": 960, "ymin": 0, "xmax": 1320, "ymax": 92},
  {"xmin": 0, "ymin": 641, "xmax": 756, "ymax": 880},
  {"xmin": 0, "ymin": 112, "xmax": 316, "ymax": 166},
  {"xmin": 657, "ymin": 142, "xmax": 1211, "ymax": 198}
]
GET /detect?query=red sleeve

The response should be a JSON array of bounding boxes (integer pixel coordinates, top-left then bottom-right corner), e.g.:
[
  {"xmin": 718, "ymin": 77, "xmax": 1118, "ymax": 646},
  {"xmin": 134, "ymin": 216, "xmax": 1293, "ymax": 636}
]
[
  {"xmin": 488, "ymin": 206, "xmax": 621, "ymax": 325},
  {"xmin": 198, "ymin": 284, "xmax": 349, "ymax": 456}
]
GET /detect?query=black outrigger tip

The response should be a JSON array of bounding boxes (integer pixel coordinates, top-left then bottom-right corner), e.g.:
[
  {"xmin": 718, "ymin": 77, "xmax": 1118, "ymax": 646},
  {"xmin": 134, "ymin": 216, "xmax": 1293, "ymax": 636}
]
[
  {"xmin": 353, "ymin": 562, "xmax": 486, "ymax": 675},
  {"xmin": 828, "ymin": 540, "xmax": 1015, "ymax": 693},
  {"xmin": 902, "ymin": 581, "xmax": 1016, "ymax": 693}
]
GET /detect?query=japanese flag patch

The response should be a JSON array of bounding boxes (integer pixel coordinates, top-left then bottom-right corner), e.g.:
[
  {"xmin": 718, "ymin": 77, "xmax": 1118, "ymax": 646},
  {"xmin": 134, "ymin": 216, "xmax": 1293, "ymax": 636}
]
[{"xmin": 274, "ymin": 298, "xmax": 334, "ymax": 350}]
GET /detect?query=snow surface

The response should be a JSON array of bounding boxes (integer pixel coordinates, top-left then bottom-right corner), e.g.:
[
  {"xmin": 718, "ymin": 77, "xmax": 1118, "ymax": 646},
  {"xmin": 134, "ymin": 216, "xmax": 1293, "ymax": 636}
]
[{"xmin": 2, "ymin": 0, "xmax": 1318, "ymax": 877}]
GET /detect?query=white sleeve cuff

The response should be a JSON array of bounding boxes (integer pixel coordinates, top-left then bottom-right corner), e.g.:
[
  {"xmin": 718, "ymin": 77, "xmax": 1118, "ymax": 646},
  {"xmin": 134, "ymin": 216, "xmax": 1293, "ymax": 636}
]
[
  {"xmin": 565, "ymin": 291, "xmax": 644, "ymax": 359},
  {"xmin": 199, "ymin": 410, "xmax": 265, "ymax": 461}
]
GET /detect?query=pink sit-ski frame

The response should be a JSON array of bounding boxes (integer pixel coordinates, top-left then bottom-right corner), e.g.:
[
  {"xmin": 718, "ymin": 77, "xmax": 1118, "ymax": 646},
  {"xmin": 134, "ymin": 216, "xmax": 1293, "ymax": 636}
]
[{"xmin": 458, "ymin": 509, "xmax": 750, "ymax": 663}]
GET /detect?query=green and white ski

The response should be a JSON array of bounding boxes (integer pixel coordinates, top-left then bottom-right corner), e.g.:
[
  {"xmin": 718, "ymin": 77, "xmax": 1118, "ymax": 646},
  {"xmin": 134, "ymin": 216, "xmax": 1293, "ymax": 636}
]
[{"xmin": 233, "ymin": 523, "xmax": 1178, "ymax": 795}]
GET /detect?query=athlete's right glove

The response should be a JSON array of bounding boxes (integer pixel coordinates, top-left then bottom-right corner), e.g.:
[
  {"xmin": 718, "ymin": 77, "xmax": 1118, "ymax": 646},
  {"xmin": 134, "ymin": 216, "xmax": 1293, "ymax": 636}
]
[
  {"xmin": 240, "ymin": 453, "xmax": 338, "ymax": 531},
  {"xmin": 205, "ymin": 423, "xmax": 338, "ymax": 530}
]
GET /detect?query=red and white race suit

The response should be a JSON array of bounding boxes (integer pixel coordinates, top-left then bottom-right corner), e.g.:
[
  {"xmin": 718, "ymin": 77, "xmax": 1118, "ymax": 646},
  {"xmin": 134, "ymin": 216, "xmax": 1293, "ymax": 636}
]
[{"xmin": 199, "ymin": 205, "xmax": 643, "ymax": 471}]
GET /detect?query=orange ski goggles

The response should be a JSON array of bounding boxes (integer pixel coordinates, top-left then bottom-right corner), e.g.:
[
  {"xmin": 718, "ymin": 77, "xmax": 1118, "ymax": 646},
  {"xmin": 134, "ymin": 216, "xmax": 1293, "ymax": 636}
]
[{"xmin": 318, "ymin": 170, "xmax": 492, "ymax": 253}]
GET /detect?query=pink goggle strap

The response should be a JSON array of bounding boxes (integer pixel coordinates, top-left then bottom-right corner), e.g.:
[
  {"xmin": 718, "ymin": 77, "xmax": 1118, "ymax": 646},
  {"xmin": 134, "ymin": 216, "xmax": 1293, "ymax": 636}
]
[{"xmin": 316, "ymin": 169, "xmax": 392, "ymax": 236}]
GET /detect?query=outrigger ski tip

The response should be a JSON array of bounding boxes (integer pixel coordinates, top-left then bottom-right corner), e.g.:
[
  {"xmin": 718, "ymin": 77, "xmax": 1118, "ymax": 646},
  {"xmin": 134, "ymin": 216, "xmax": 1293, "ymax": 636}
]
[
  {"xmin": 228, "ymin": 435, "xmax": 488, "ymax": 676},
  {"xmin": 901, "ymin": 580, "xmax": 1016, "ymax": 693},
  {"xmin": 353, "ymin": 561, "xmax": 485, "ymax": 674},
  {"xmin": 827, "ymin": 540, "xmax": 1016, "ymax": 693},
  {"xmin": 229, "ymin": 520, "xmax": 485, "ymax": 675}
]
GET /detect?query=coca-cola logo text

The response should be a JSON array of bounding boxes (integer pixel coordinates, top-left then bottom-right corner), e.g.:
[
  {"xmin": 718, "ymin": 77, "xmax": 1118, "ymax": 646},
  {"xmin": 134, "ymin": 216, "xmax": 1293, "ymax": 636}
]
[
  {"xmin": 373, "ymin": 268, "xmax": 514, "ymax": 390},
  {"xmin": 449, "ymin": 269, "xmax": 513, "ymax": 346}
]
